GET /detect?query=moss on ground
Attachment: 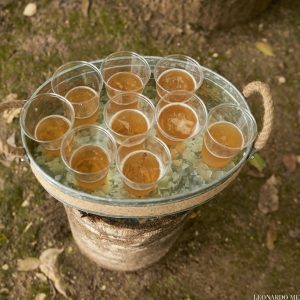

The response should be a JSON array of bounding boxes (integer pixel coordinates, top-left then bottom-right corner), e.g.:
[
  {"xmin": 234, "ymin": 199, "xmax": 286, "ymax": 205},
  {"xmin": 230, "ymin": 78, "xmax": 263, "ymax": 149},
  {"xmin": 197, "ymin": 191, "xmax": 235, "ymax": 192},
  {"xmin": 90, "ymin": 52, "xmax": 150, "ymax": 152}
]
[{"xmin": 0, "ymin": 0, "xmax": 300, "ymax": 299}]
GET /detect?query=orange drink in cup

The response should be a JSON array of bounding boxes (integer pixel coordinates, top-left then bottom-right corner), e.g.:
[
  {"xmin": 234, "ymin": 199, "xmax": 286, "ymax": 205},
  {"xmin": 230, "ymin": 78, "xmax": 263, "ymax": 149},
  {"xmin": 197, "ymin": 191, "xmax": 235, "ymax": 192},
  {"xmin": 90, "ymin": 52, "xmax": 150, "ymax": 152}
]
[
  {"xmin": 155, "ymin": 91, "xmax": 207, "ymax": 146},
  {"xmin": 201, "ymin": 103, "xmax": 257, "ymax": 169},
  {"xmin": 61, "ymin": 125, "xmax": 117, "ymax": 190},
  {"xmin": 154, "ymin": 55, "xmax": 204, "ymax": 101},
  {"xmin": 104, "ymin": 92, "xmax": 155, "ymax": 146},
  {"xmin": 116, "ymin": 135, "xmax": 171, "ymax": 197},
  {"xmin": 20, "ymin": 93, "xmax": 75, "ymax": 158},
  {"xmin": 100, "ymin": 51, "xmax": 151, "ymax": 100},
  {"xmin": 52, "ymin": 61, "xmax": 103, "ymax": 127}
]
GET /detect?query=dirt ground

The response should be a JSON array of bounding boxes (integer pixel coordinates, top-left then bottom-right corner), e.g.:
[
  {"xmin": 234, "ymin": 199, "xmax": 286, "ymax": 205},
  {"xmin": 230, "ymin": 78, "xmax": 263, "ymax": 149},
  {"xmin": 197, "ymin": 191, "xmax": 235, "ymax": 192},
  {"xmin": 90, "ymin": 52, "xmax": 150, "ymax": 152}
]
[{"xmin": 0, "ymin": 0, "xmax": 300, "ymax": 299}]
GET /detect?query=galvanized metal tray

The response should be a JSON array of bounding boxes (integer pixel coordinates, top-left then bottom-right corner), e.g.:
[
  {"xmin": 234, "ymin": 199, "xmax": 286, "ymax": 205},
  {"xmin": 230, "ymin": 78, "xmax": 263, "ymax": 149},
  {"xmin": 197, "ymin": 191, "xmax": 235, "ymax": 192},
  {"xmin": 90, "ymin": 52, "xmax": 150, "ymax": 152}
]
[{"xmin": 1, "ymin": 56, "xmax": 272, "ymax": 218}]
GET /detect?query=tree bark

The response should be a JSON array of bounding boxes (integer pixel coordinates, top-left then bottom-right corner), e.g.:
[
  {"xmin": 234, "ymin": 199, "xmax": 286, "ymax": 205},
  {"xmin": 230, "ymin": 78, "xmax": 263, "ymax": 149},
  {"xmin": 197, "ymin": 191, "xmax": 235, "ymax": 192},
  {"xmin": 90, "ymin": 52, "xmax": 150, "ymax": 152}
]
[{"xmin": 65, "ymin": 206, "xmax": 190, "ymax": 271}]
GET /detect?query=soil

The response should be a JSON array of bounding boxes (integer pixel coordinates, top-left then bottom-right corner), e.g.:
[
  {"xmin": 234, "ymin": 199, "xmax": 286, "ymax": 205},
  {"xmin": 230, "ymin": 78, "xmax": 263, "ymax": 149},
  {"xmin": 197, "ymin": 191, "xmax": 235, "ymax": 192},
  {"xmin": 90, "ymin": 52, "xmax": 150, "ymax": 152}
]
[{"xmin": 0, "ymin": 0, "xmax": 300, "ymax": 299}]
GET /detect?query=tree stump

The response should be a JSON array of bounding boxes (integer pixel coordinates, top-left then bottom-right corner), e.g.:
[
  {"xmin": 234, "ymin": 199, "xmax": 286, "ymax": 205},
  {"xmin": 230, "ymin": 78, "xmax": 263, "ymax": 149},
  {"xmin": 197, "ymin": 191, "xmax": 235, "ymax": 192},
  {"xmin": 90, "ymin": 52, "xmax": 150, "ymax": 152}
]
[{"xmin": 65, "ymin": 206, "xmax": 190, "ymax": 271}]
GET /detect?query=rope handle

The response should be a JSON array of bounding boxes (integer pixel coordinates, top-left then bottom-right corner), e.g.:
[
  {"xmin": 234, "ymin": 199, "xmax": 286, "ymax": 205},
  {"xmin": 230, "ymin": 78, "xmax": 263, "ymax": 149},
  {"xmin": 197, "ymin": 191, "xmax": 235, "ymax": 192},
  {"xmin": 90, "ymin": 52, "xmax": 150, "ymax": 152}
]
[
  {"xmin": 0, "ymin": 100, "xmax": 25, "ymax": 158},
  {"xmin": 243, "ymin": 81, "xmax": 274, "ymax": 151}
]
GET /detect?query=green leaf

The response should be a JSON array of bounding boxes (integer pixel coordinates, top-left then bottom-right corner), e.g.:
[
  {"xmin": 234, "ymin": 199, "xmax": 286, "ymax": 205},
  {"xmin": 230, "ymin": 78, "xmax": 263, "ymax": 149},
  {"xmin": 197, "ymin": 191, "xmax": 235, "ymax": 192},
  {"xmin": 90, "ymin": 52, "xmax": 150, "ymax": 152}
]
[
  {"xmin": 255, "ymin": 42, "xmax": 275, "ymax": 57},
  {"xmin": 248, "ymin": 153, "xmax": 266, "ymax": 172}
]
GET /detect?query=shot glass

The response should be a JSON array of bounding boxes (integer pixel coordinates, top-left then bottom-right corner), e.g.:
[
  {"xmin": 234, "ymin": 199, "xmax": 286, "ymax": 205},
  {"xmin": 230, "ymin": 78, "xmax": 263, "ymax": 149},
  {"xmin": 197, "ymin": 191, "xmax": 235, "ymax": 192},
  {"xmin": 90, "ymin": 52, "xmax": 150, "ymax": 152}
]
[
  {"xmin": 20, "ymin": 93, "xmax": 75, "ymax": 158},
  {"xmin": 201, "ymin": 103, "xmax": 257, "ymax": 169},
  {"xmin": 61, "ymin": 125, "xmax": 117, "ymax": 190},
  {"xmin": 116, "ymin": 135, "xmax": 171, "ymax": 197},
  {"xmin": 154, "ymin": 54, "xmax": 204, "ymax": 100},
  {"xmin": 100, "ymin": 51, "xmax": 151, "ymax": 99},
  {"xmin": 104, "ymin": 92, "xmax": 155, "ymax": 145},
  {"xmin": 155, "ymin": 92, "xmax": 207, "ymax": 146},
  {"xmin": 51, "ymin": 61, "xmax": 103, "ymax": 127}
]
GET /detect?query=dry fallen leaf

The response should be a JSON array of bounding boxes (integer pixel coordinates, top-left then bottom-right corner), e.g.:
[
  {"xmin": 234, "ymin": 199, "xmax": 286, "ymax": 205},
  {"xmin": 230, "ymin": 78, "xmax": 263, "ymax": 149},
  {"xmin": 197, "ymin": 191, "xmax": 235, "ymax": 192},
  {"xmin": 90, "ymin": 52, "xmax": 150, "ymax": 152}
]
[
  {"xmin": 3, "ymin": 108, "xmax": 21, "ymax": 124},
  {"xmin": 35, "ymin": 293, "xmax": 47, "ymax": 300},
  {"xmin": 17, "ymin": 257, "xmax": 40, "ymax": 271},
  {"xmin": 189, "ymin": 212, "xmax": 198, "ymax": 219},
  {"xmin": 258, "ymin": 175, "xmax": 279, "ymax": 214},
  {"xmin": 39, "ymin": 248, "xmax": 69, "ymax": 299},
  {"xmin": 266, "ymin": 221, "xmax": 277, "ymax": 251},
  {"xmin": 81, "ymin": 0, "xmax": 91, "ymax": 17},
  {"xmin": 36, "ymin": 272, "xmax": 48, "ymax": 282},
  {"xmin": 255, "ymin": 42, "xmax": 274, "ymax": 57},
  {"xmin": 4, "ymin": 93, "xmax": 18, "ymax": 102},
  {"xmin": 0, "ymin": 178, "xmax": 4, "ymax": 191},
  {"xmin": 23, "ymin": 3, "xmax": 37, "ymax": 17},
  {"xmin": 23, "ymin": 222, "xmax": 33, "ymax": 233},
  {"xmin": 22, "ymin": 189, "xmax": 34, "ymax": 207},
  {"xmin": 289, "ymin": 228, "xmax": 300, "ymax": 239},
  {"xmin": 282, "ymin": 154, "xmax": 297, "ymax": 173}
]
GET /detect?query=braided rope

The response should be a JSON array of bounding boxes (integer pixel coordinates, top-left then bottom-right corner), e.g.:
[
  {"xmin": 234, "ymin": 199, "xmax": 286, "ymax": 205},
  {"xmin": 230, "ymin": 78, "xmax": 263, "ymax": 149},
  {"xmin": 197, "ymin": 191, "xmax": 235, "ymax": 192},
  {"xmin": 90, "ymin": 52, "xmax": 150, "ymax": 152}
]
[
  {"xmin": 0, "ymin": 100, "xmax": 25, "ymax": 158},
  {"xmin": 243, "ymin": 81, "xmax": 274, "ymax": 151}
]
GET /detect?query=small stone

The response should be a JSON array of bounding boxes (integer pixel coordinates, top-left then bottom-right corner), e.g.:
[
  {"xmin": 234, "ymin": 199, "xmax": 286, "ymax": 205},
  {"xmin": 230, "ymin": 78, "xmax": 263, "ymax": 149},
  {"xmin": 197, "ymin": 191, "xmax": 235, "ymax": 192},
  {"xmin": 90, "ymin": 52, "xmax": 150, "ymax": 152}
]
[
  {"xmin": 2, "ymin": 264, "xmax": 9, "ymax": 270},
  {"xmin": 276, "ymin": 76, "xmax": 286, "ymax": 85},
  {"xmin": 23, "ymin": 3, "xmax": 37, "ymax": 17}
]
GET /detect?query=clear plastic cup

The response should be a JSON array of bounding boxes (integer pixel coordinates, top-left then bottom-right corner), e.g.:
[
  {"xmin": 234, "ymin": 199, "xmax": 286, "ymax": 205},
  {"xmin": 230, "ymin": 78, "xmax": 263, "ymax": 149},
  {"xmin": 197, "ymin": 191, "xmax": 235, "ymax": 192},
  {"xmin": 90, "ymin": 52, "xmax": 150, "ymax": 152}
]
[
  {"xmin": 116, "ymin": 135, "xmax": 171, "ymax": 197},
  {"xmin": 61, "ymin": 125, "xmax": 117, "ymax": 190},
  {"xmin": 201, "ymin": 103, "xmax": 257, "ymax": 169},
  {"xmin": 100, "ymin": 51, "xmax": 151, "ymax": 99},
  {"xmin": 154, "ymin": 54, "xmax": 204, "ymax": 100},
  {"xmin": 155, "ymin": 91, "xmax": 207, "ymax": 146},
  {"xmin": 51, "ymin": 61, "xmax": 103, "ymax": 127},
  {"xmin": 20, "ymin": 93, "xmax": 75, "ymax": 158},
  {"xmin": 104, "ymin": 92, "xmax": 155, "ymax": 145}
]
